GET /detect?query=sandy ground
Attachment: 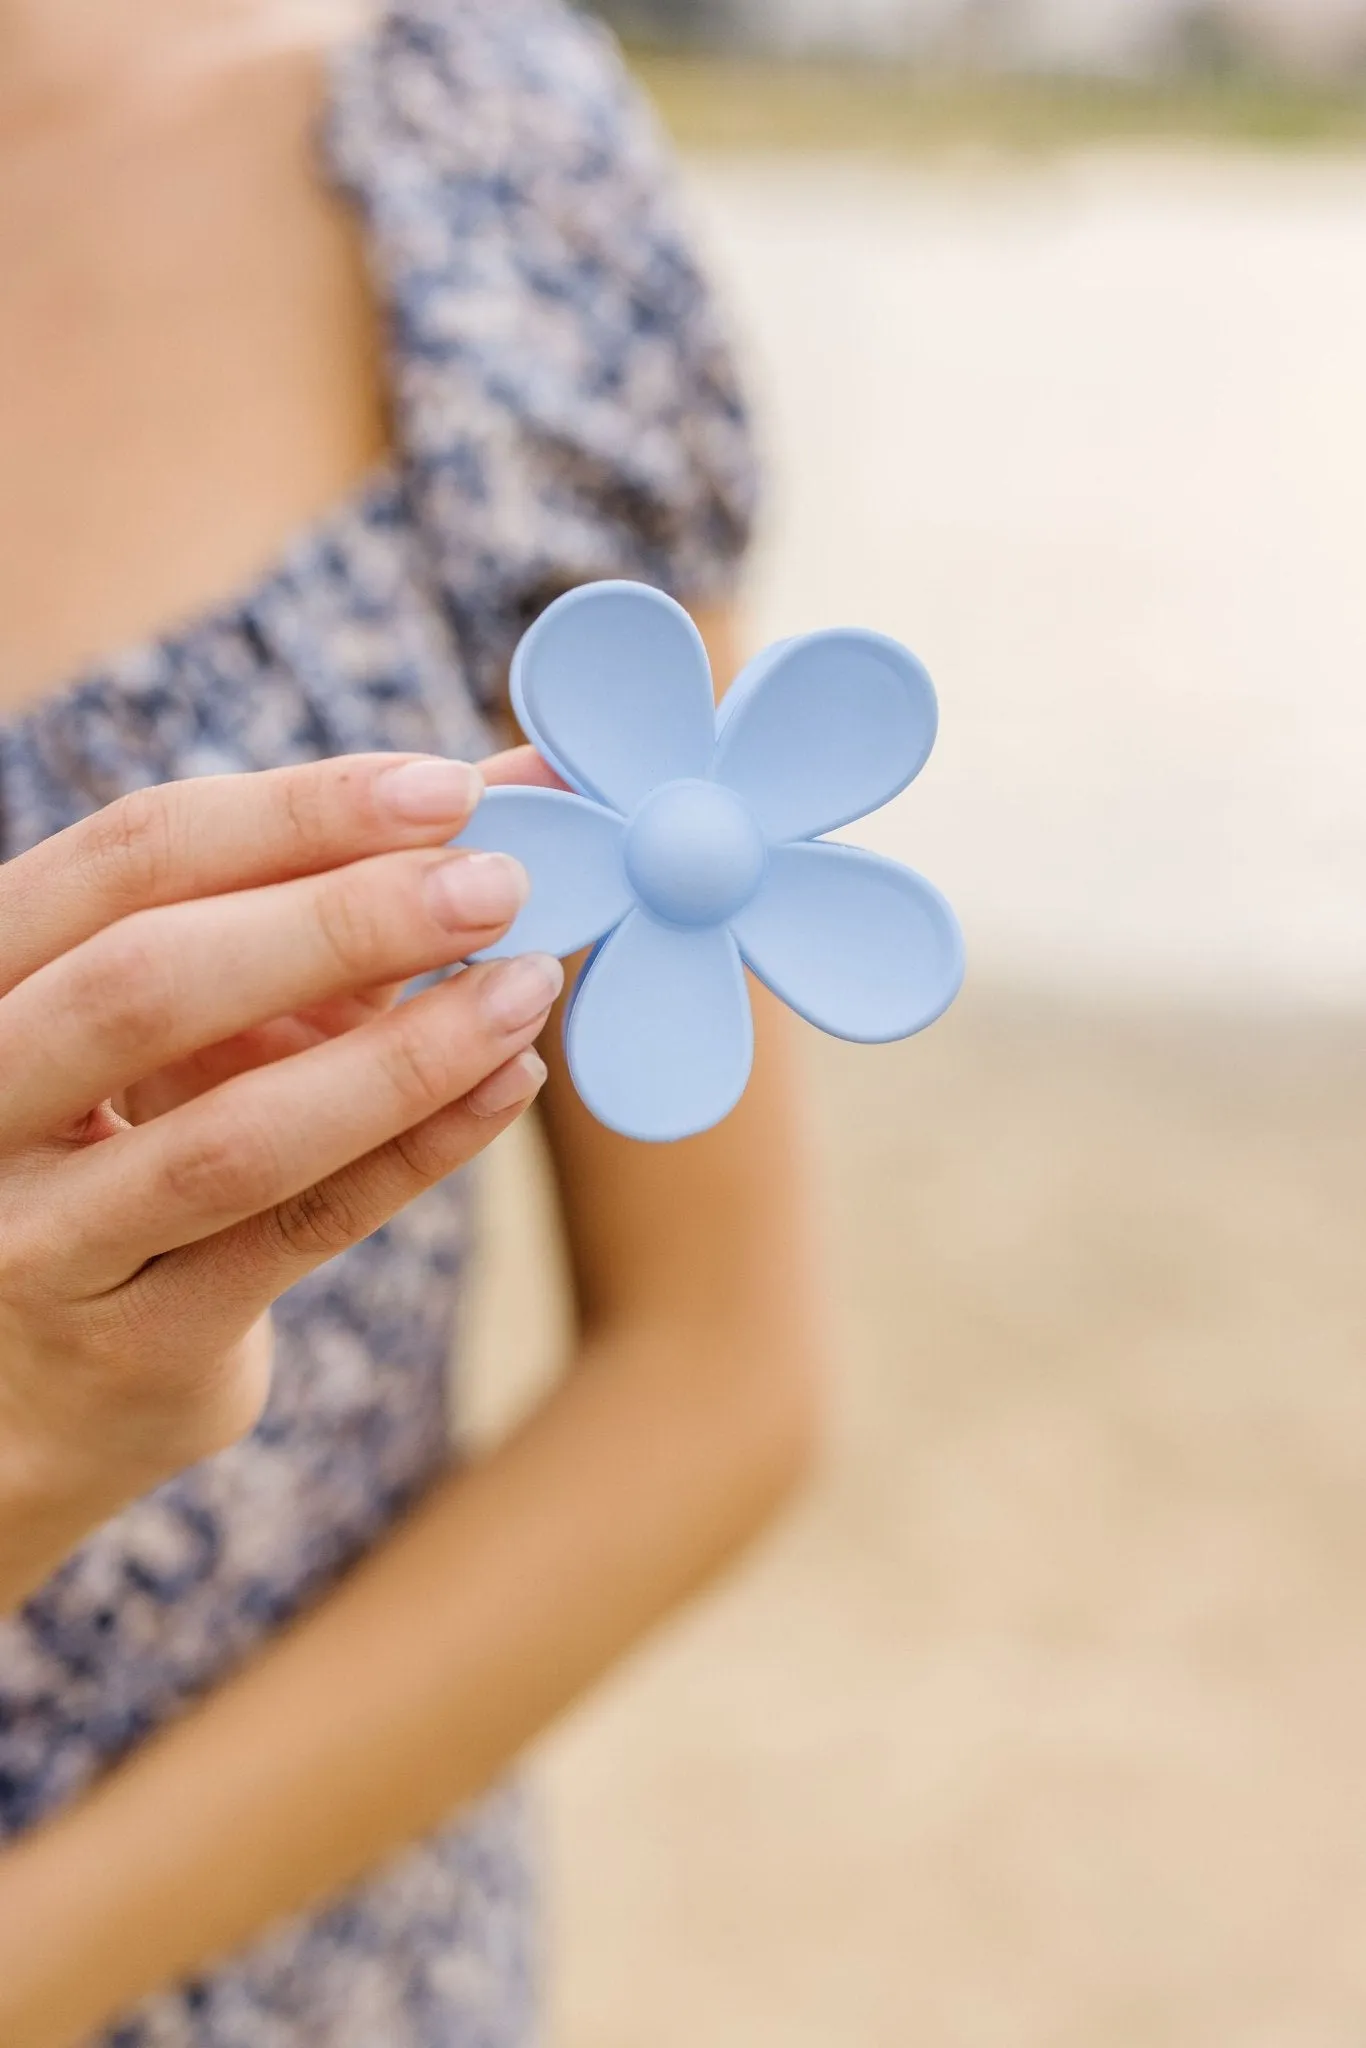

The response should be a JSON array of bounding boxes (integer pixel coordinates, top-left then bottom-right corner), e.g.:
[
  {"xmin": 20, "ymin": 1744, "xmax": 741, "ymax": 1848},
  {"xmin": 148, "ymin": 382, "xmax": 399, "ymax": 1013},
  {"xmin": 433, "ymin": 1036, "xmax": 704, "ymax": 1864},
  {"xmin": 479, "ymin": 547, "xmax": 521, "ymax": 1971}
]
[{"xmin": 463, "ymin": 152, "xmax": 1366, "ymax": 2046}]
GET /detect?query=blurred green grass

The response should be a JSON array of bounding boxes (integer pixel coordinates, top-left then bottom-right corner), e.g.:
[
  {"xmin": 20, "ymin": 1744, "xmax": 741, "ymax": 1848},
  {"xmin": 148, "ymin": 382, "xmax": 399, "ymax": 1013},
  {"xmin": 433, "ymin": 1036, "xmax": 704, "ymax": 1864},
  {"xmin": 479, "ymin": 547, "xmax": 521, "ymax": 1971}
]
[{"xmin": 627, "ymin": 49, "xmax": 1366, "ymax": 154}]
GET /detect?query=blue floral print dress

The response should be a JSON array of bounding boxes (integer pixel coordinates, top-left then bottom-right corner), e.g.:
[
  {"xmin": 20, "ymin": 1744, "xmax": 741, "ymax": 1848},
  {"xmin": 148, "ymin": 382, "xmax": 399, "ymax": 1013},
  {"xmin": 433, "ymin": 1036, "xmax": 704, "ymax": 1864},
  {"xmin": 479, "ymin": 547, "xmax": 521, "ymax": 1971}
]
[{"xmin": 0, "ymin": 5, "xmax": 756, "ymax": 2041}]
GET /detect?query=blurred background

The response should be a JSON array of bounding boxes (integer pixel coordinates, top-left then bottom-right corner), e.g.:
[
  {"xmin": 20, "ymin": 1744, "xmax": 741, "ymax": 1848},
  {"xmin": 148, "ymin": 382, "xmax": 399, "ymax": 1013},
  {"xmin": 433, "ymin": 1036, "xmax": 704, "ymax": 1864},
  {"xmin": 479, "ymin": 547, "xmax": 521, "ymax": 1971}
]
[
  {"xmin": 598, "ymin": 0, "xmax": 1366, "ymax": 72},
  {"xmin": 466, "ymin": 4, "xmax": 1366, "ymax": 2042}
]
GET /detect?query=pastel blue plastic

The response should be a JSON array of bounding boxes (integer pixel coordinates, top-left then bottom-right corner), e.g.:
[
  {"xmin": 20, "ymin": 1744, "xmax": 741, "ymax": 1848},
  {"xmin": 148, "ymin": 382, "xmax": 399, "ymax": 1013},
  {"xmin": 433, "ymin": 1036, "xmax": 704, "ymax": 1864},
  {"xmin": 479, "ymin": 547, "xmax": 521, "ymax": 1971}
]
[
  {"xmin": 565, "ymin": 913, "xmax": 754, "ymax": 1144},
  {"xmin": 713, "ymin": 628, "xmax": 939, "ymax": 843},
  {"xmin": 728, "ymin": 842, "xmax": 963, "ymax": 1042},
  {"xmin": 456, "ymin": 787, "xmax": 630, "ymax": 962},
  {"xmin": 453, "ymin": 578, "xmax": 964, "ymax": 1142},
  {"xmin": 512, "ymin": 579, "xmax": 716, "ymax": 811}
]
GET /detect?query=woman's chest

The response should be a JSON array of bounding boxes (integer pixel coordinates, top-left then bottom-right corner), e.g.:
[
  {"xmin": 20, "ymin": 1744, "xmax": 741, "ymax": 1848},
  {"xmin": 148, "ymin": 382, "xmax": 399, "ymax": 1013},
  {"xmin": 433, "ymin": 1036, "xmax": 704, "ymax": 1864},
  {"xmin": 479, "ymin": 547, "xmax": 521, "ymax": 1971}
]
[{"xmin": 0, "ymin": 47, "xmax": 388, "ymax": 715}]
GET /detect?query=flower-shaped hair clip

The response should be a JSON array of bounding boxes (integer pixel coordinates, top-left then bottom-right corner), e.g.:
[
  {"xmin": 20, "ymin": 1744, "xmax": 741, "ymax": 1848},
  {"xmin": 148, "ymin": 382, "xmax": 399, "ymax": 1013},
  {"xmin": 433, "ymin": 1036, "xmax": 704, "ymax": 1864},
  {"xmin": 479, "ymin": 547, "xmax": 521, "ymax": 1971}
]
[{"xmin": 457, "ymin": 581, "xmax": 964, "ymax": 1141}]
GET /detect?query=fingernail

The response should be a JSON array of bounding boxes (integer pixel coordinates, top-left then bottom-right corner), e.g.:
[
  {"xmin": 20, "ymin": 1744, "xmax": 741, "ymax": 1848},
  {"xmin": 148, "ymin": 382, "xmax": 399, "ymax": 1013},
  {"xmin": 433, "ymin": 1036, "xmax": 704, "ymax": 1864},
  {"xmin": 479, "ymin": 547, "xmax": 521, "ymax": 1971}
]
[
  {"xmin": 378, "ymin": 757, "xmax": 482, "ymax": 824},
  {"xmin": 468, "ymin": 1049, "xmax": 548, "ymax": 1119},
  {"xmin": 480, "ymin": 953, "xmax": 564, "ymax": 1032},
  {"xmin": 426, "ymin": 852, "xmax": 529, "ymax": 931}
]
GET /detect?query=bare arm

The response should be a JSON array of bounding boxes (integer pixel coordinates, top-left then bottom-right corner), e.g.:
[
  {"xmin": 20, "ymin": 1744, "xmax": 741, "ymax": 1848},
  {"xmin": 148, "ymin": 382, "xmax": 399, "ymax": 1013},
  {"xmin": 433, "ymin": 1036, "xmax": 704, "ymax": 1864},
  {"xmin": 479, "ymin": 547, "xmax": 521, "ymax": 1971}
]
[{"xmin": 0, "ymin": 606, "xmax": 828, "ymax": 2046}]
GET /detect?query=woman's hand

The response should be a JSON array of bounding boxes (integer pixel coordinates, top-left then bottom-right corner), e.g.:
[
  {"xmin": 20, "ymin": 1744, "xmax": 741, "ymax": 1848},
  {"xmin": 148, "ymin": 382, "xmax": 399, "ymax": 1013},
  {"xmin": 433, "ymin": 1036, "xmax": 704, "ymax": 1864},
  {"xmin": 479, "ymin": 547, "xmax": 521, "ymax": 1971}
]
[{"xmin": 0, "ymin": 749, "xmax": 563, "ymax": 1609}]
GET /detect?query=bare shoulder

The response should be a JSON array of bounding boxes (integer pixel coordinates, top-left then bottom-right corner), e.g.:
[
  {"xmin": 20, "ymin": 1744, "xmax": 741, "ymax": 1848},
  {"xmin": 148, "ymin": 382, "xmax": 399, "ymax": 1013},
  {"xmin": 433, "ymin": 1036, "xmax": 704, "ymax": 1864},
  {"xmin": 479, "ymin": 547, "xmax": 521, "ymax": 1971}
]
[{"xmin": 0, "ymin": 20, "xmax": 386, "ymax": 709}]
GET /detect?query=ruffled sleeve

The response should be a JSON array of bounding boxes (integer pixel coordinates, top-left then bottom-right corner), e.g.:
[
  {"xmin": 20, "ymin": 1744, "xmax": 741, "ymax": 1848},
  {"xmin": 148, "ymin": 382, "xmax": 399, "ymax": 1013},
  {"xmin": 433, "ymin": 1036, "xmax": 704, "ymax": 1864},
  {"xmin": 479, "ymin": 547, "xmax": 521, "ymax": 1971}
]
[{"xmin": 326, "ymin": 0, "xmax": 759, "ymax": 710}]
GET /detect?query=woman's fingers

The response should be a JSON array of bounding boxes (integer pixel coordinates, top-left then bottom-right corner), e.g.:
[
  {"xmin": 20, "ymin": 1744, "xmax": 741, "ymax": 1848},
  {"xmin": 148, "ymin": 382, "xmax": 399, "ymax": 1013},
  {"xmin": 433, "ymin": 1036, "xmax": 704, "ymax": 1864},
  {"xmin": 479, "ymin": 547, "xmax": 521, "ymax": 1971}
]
[
  {"xmin": 0, "ymin": 752, "xmax": 487, "ymax": 998},
  {"xmin": 33, "ymin": 956, "xmax": 563, "ymax": 1294},
  {"xmin": 480, "ymin": 744, "xmax": 567, "ymax": 792},
  {"xmin": 125, "ymin": 1045, "xmax": 548, "ymax": 1361},
  {"xmin": 0, "ymin": 845, "xmax": 537, "ymax": 1149},
  {"xmin": 117, "ymin": 983, "xmax": 406, "ymax": 1124}
]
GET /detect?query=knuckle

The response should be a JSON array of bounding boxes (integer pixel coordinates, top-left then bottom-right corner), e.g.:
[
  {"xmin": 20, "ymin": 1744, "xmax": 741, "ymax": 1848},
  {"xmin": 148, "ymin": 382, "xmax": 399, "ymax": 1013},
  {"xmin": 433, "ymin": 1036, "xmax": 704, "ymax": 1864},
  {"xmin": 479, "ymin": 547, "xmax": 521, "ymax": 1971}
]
[
  {"xmin": 72, "ymin": 919, "xmax": 178, "ymax": 1059},
  {"xmin": 389, "ymin": 1105, "xmax": 466, "ymax": 1184},
  {"xmin": 276, "ymin": 764, "xmax": 330, "ymax": 855},
  {"xmin": 81, "ymin": 787, "xmax": 178, "ymax": 911},
  {"xmin": 263, "ymin": 1175, "xmax": 365, "ymax": 1264},
  {"xmin": 314, "ymin": 869, "xmax": 392, "ymax": 983},
  {"xmin": 379, "ymin": 1015, "xmax": 460, "ymax": 1117},
  {"xmin": 158, "ymin": 1118, "xmax": 280, "ymax": 1220}
]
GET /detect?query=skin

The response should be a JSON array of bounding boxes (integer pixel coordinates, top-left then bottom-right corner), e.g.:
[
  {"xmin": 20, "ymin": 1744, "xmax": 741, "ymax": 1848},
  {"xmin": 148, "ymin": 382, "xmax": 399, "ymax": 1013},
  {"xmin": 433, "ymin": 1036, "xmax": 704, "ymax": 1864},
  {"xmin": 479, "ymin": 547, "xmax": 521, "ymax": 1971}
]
[
  {"xmin": 0, "ymin": 745, "xmax": 570, "ymax": 1613},
  {"xmin": 0, "ymin": 4, "xmax": 825, "ymax": 2040}
]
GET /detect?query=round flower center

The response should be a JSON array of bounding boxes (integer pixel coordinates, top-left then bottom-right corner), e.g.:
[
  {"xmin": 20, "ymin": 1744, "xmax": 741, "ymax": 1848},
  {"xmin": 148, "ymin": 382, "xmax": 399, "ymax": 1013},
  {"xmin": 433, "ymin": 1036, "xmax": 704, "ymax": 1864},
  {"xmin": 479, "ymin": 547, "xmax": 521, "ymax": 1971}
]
[{"xmin": 624, "ymin": 778, "xmax": 766, "ymax": 930}]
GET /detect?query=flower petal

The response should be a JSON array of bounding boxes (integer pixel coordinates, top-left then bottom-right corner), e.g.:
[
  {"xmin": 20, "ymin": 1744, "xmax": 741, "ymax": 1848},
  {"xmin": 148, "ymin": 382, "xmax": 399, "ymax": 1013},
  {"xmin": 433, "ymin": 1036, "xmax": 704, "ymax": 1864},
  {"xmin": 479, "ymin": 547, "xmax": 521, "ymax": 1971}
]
[
  {"xmin": 512, "ymin": 581, "xmax": 717, "ymax": 813},
  {"xmin": 455, "ymin": 787, "xmax": 630, "ymax": 961},
  {"xmin": 730, "ymin": 841, "xmax": 963, "ymax": 1041},
  {"xmin": 713, "ymin": 630, "xmax": 938, "ymax": 842},
  {"xmin": 564, "ymin": 911, "xmax": 753, "ymax": 1142}
]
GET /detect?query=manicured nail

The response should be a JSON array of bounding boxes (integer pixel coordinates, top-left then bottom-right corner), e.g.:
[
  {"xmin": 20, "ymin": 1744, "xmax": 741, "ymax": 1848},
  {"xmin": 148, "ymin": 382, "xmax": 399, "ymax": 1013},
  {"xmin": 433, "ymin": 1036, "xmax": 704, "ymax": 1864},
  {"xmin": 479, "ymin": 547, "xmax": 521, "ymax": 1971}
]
[
  {"xmin": 467, "ymin": 1049, "xmax": 548, "ymax": 1119},
  {"xmin": 378, "ymin": 757, "xmax": 482, "ymax": 824},
  {"xmin": 426, "ymin": 852, "xmax": 528, "ymax": 931},
  {"xmin": 480, "ymin": 953, "xmax": 564, "ymax": 1032}
]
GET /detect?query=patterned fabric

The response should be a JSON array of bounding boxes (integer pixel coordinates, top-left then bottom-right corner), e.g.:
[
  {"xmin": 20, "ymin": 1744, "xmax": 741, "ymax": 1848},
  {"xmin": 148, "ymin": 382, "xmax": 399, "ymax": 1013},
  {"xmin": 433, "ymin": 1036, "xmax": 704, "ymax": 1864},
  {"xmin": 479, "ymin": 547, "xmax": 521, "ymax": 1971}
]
[{"xmin": 0, "ymin": 5, "xmax": 756, "ymax": 2042}]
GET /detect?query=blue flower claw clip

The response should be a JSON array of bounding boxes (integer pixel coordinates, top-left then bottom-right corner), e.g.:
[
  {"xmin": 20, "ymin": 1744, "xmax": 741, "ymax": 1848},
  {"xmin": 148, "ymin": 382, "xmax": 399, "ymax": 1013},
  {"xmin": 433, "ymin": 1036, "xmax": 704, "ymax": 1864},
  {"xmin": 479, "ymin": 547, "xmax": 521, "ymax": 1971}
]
[{"xmin": 457, "ymin": 581, "xmax": 964, "ymax": 1142}]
